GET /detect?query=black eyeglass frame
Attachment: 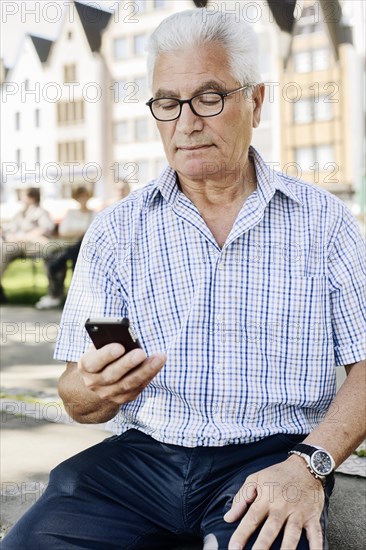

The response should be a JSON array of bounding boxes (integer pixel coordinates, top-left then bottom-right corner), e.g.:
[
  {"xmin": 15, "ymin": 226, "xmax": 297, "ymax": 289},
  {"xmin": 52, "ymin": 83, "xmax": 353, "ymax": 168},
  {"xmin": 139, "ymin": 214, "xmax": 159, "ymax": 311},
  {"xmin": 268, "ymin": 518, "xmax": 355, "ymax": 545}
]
[{"xmin": 146, "ymin": 84, "xmax": 252, "ymax": 121}]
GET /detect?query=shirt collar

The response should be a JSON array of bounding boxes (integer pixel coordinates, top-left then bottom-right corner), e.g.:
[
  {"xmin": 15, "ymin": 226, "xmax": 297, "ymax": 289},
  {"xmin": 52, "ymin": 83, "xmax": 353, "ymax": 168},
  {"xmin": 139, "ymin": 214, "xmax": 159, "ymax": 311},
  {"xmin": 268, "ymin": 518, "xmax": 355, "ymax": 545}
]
[
  {"xmin": 249, "ymin": 146, "xmax": 302, "ymax": 206},
  {"xmin": 145, "ymin": 146, "xmax": 302, "ymax": 208}
]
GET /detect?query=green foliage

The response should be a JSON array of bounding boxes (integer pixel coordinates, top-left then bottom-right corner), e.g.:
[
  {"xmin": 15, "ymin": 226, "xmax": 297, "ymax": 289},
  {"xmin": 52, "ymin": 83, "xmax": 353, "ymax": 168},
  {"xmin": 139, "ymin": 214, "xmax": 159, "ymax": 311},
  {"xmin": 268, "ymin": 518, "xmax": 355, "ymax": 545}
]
[
  {"xmin": 354, "ymin": 449, "xmax": 366, "ymax": 458},
  {"xmin": 2, "ymin": 258, "xmax": 72, "ymax": 305}
]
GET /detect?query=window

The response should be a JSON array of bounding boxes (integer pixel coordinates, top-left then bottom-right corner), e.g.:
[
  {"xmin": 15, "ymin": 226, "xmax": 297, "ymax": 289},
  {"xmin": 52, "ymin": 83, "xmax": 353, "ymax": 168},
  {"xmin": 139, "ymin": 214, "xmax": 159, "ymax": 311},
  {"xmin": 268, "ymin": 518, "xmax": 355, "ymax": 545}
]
[
  {"xmin": 136, "ymin": 159, "xmax": 149, "ymax": 184},
  {"xmin": 295, "ymin": 145, "xmax": 335, "ymax": 170},
  {"xmin": 135, "ymin": 76, "xmax": 148, "ymax": 100},
  {"xmin": 295, "ymin": 146, "xmax": 314, "ymax": 169},
  {"xmin": 57, "ymin": 101, "xmax": 84, "ymax": 124},
  {"xmin": 134, "ymin": 34, "xmax": 147, "ymax": 56},
  {"xmin": 74, "ymin": 101, "xmax": 84, "ymax": 122},
  {"xmin": 117, "ymin": 159, "xmax": 150, "ymax": 186},
  {"xmin": 295, "ymin": 22, "xmax": 322, "ymax": 34},
  {"xmin": 63, "ymin": 64, "xmax": 76, "ymax": 82},
  {"xmin": 35, "ymin": 109, "xmax": 40, "ymax": 127},
  {"xmin": 115, "ymin": 80, "xmax": 128, "ymax": 102},
  {"xmin": 312, "ymin": 48, "xmax": 329, "ymax": 71},
  {"xmin": 113, "ymin": 121, "xmax": 130, "ymax": 143},
  {"xmin": 293, "ymin": 51, "xmax": 312, "ymax": 73},
  {"xmin": 293, "ymin": 49, "xmax": 329, "ymax": 73},
  {"xmin": 316, "ymin": 145, "xmax": 334, "ymax": 166},
  {"xmin": 314, "ymin": 97, "xmax": 332, "ymax": 121},
  {"xmin": 15, "ymin": 112, "xmax": 20, "ymax": 130},
  {"xmin": 114, "ymin": 37, "xmax": 129, "ymax": 60},
  {"xmin": 35, "ymin": 146, "xmax": 40, "ymax": 163},
  {"xmin": 294, "ymin": 4, "xmax": 322, "ymax": 35},
  {"xmin": 134, "ymin": 118, "xmax": 149, "ymax": 141},
  {"xmin": 135, "ymin": 0, "xmax": 146, "ymax": 12},
  {"xmin": 58, "ymin": 141, "xmax": 85, "ymax": 162},
  {"xmin": 293, "ymin": 99, "xmax": 312, "ymax": 123},
  {"xmin": 293, "ymin": 97, "xmax": 332, "ymax": 123}
]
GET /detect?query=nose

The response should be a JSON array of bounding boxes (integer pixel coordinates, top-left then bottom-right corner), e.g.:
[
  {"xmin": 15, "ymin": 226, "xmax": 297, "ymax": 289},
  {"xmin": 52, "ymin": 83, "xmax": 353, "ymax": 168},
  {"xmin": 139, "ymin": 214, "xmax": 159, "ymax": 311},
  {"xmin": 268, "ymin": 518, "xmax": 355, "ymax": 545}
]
[{"xmin": 176, "ymin": 102, "xmax": 203, "ymax": 134}]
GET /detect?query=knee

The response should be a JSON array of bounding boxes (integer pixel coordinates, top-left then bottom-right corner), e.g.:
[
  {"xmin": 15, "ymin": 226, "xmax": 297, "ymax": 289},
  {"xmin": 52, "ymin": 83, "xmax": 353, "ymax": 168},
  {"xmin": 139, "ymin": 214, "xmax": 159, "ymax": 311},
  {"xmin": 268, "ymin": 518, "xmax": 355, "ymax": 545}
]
[{"xmin": 47, "ymin": 455, "xmax": 84, "ymax": 496}]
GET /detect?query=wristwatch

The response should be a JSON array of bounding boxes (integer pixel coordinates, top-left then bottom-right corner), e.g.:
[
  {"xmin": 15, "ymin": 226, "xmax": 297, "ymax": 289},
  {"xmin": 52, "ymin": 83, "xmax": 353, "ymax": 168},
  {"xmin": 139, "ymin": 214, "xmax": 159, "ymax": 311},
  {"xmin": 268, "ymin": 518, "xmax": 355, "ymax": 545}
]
[{"xmin": 288, "ymin": 443, "xmax": 335, "ymax": 485}]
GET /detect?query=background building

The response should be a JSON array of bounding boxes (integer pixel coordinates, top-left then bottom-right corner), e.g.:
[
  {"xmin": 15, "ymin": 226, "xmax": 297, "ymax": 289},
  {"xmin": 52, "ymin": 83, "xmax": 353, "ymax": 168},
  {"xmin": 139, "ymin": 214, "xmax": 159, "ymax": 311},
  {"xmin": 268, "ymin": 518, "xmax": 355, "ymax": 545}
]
[
  {"xmin": 279, "ymin": 0, "xmax": 364, "ymax": 216},
  {"xmin": 49, "ymin": 1, "xmax": 111, "ymax": 203},
  {"xmin": 0, "ymin": 34, "xmax": 54, "ymax": 203},
  {"xmin": 1, "ymin": 0, "xmax": 364, "ymax": 220},
  {"xmin": 0, "ymin": 1, "xmax": 112, "ymax": 220},
  {"xmin": 101, "ymin": 0, "xmax": 193, "ymax": 195}
]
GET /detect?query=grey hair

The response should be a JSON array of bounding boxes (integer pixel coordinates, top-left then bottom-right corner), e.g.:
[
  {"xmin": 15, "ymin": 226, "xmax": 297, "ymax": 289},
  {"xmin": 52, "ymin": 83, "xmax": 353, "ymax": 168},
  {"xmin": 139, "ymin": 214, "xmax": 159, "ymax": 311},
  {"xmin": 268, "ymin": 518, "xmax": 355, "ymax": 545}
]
[{"xmin": 146, "ymin": 8, "xmax": 261, "ymax": 92}]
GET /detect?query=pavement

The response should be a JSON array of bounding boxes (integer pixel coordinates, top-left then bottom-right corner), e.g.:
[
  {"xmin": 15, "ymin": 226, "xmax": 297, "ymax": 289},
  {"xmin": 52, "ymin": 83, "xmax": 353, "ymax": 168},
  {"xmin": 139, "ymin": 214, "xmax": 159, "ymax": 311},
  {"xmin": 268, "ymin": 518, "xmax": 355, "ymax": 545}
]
[{"xmin": 1, "ymin": 305, "xmax": 365, "ymax": 548}]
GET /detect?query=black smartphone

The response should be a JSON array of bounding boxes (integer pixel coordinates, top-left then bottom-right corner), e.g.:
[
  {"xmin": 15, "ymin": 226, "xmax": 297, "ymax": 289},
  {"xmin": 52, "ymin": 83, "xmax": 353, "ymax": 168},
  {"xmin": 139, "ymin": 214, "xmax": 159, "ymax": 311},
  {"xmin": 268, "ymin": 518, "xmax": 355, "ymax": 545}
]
[{"xmin": 85, "ymin": 317, "xmax": 142, "ymax": 353}]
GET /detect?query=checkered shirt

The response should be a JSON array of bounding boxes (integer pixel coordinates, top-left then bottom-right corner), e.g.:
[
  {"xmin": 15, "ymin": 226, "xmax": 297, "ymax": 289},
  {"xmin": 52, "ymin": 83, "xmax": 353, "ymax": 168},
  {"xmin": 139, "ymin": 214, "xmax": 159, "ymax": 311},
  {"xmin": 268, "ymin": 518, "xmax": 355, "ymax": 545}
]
[{"xmin": 54, "ymin": 147, "xmax": 366, "ymax": 447}]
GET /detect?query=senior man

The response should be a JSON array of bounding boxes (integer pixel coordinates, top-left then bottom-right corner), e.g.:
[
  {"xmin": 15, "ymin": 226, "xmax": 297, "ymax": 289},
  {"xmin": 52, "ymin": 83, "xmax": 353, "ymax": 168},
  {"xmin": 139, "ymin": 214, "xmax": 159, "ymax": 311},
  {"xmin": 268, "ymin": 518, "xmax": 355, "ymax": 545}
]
[{"xmin": 3, "ymin": 9, "xmax": 365, "ymax": 550}]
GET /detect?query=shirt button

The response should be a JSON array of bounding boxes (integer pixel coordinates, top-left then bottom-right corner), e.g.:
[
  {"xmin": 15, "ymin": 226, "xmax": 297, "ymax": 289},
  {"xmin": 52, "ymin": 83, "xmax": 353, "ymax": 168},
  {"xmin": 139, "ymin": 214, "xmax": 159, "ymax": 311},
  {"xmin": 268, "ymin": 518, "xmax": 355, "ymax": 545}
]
[
  {"xmin": 218, "ymin": 262, "xmax": 225, "ymax": 270},
  {"xmin": 216, "ymin": 314, "xmax": 223, "ymax": 322},
  {"xmin": 215, "ymin": 363, "xmax": 222, "ymax": 372}
]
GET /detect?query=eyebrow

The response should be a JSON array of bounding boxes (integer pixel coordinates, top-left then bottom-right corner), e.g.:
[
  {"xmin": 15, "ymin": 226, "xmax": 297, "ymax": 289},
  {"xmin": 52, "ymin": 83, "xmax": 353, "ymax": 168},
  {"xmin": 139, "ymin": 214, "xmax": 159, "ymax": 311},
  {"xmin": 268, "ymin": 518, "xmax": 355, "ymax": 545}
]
[{"xmin": 154, "ymin": 80, "xmax": 228, "ymax": 99}]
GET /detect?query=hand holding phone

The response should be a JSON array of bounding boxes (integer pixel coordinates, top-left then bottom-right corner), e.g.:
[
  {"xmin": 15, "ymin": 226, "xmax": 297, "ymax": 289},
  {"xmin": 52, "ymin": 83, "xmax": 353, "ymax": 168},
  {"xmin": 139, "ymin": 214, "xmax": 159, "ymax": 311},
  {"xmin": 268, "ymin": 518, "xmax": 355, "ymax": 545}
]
[{"xmin": 80, "ymin": 317, "xmax": 166, "ymax": 407}]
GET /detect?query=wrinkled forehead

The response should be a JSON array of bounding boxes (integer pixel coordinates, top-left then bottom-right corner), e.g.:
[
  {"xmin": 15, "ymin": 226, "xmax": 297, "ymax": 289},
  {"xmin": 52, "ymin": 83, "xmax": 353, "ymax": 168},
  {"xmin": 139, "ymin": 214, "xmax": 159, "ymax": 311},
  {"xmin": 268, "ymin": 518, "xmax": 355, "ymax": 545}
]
[{"xmin": 152, "ymin": 45, "xmax": 234, "ymax": 97}]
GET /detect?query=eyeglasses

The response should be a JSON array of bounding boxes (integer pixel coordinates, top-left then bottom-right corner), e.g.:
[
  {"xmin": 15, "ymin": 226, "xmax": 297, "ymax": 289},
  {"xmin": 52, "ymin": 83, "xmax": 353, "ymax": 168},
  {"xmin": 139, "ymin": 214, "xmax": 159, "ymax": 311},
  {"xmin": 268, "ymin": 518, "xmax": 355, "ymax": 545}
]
[{"xmin": 146, "ymin": 85, "xmax": 251, "ymax": 122}]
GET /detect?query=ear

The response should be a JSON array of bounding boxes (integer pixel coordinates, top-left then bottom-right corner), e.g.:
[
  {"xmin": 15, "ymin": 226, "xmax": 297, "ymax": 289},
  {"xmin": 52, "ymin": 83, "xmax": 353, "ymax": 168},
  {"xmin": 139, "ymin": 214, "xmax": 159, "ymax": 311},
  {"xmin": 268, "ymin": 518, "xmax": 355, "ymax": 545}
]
[{"xmin": 252, "ymin": 84, "xmax": 265, "ymax": 128}]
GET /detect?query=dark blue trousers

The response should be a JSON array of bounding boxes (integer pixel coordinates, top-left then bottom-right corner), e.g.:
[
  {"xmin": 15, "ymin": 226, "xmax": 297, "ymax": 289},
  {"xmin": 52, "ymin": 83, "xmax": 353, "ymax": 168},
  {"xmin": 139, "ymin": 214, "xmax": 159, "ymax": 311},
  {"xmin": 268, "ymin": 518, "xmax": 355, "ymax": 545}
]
[{"xmin": 2, "ymin": 429, "xmax": 333, "ymax": 549}]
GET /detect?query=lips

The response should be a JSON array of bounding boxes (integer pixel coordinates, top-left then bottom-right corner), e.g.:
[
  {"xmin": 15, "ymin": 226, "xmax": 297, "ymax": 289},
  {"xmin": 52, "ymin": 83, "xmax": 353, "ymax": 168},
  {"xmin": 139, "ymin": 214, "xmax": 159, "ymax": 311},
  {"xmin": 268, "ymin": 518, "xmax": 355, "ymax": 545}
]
[{"xmin": 178, "ymin": 145, "xmax": 212, "ymax": 150}]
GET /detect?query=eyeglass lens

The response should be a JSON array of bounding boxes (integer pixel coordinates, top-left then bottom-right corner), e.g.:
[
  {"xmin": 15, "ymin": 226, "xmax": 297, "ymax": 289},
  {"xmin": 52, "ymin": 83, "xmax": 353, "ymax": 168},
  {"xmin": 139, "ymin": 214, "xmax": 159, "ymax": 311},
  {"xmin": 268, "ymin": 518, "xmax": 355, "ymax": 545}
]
[{"xmin": 152, "ymin": 92, "xmax": 223, "ymax": 120}]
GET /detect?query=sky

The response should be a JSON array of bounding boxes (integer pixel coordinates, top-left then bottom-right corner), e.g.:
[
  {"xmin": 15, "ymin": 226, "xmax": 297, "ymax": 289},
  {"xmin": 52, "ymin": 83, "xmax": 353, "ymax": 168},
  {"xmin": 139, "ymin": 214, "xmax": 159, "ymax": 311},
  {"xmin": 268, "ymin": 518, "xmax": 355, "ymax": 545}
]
[{"xmin": 1, "ymin": 0, "xmax": 115, "ymax": 68}]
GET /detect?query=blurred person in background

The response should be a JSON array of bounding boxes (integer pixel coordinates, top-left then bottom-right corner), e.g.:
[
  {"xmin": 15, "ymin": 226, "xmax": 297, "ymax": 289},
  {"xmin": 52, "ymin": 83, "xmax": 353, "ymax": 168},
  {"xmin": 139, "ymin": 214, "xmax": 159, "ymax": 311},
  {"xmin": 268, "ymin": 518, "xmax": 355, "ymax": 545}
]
[
  {"xmin": 35, "ymin": 186, "xmax": 94, "ymax": 310},
  {"xmin": 101, "ymin": 179, "xmax": 131, "ymax": 209},
  {"xmin": 113, "ymin": 179, "xmax": 131, "ymax": 202},
  {"xmin": 0, "ymin": 187, "xmax": 54, "ymax": 303}
]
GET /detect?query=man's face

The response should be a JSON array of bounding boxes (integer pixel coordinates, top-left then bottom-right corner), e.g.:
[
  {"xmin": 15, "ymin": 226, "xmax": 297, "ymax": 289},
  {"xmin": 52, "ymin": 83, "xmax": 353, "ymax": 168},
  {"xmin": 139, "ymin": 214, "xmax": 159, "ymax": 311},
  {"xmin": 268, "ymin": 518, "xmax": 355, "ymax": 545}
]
[{"xmin": 152, "ymin": 43, "xmax": 264, "ymax": 183}]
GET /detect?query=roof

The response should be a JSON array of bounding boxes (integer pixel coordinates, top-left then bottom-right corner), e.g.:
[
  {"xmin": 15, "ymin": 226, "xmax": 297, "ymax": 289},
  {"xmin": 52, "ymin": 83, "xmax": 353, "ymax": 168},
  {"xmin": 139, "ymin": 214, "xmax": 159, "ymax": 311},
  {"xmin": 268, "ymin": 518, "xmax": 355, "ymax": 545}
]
[
  {"xmin": 267, "ymin": 0, "xmax": 353, "ymax": 54},
  {"xmin": 74, "ymin": 1, "xmax": 112, "ymax": 53},
  {"xmin": 29, "ymin": 35, "xmax": 53, "ymax": 63}
]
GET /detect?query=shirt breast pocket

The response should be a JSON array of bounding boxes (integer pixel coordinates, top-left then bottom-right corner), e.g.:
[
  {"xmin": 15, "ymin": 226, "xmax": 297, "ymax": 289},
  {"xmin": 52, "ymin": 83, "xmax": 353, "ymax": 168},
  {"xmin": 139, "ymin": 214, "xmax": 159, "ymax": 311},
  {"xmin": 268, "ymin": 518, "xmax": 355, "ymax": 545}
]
[{"xmin": 258, "ymin": 275, "xmax": 331, "ymax": 360}]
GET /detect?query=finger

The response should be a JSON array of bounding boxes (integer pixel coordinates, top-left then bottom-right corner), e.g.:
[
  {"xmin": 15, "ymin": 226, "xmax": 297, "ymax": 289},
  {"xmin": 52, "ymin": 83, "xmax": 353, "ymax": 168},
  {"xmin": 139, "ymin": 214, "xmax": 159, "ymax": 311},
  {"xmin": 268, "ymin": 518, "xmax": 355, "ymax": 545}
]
[
  {"xmin": 224, "ymin": 480, "xmax": 258, "ymax": 522},
  {"xmin": 118, "ymin": 353, "xmax": 167, "ymax": 391},
  {"xmin": 84, "ymin": 350, "xmax": 166, "ymax": 403},
  {"xmin": 250, "ymin": 511, "xmax": 288, "ymax": 550},
  {"xmin": 305, "ymin": 519, "xmax": 323, "ymax": 550},
  {"xmin": 228, "ymin": 503, "xmax": 266, "ymax": 549},
  {"xmin": 87, "ymin": 348, "xmax": 147, "ymax": 386},
  {"xmin": 91, "ymin": 353, "xmax": 166, "ymax": 402},
  {"xmin": 80, "ymin": 343, "xmax": 126, "ymax": 373},
  {"xmin": 280, "ymin": 520, "xmax": 303, "ymax": 550}
]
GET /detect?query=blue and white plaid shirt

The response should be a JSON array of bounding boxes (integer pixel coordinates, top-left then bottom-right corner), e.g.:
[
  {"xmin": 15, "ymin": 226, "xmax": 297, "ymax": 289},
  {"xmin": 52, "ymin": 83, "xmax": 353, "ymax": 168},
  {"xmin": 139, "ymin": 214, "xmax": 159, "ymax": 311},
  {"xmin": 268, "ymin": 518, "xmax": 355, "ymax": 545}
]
[{"xmin": 55, "ymin": 147, "xmax": 366, "ymax": 447}]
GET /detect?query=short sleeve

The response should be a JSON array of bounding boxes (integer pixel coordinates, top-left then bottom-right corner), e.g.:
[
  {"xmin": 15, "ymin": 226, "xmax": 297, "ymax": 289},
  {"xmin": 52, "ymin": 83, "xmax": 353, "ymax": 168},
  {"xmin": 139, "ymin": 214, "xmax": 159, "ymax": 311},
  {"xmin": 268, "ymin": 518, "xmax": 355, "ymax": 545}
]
[
  {"xmin": 54, "ymin": 214, "xmax": 128, "ymax": 362},
  {"xmin": 328, "ymin": 206, "xmax": 366, "ymax": 366}
]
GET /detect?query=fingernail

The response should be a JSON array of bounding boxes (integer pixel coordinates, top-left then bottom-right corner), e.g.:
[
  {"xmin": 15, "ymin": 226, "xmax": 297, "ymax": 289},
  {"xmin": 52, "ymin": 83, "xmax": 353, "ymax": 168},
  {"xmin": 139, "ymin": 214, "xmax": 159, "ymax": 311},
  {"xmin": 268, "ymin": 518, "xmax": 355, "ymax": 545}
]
[{"xmin": 151, "ymin": 356, "xmax": 163, "ymax": 370}]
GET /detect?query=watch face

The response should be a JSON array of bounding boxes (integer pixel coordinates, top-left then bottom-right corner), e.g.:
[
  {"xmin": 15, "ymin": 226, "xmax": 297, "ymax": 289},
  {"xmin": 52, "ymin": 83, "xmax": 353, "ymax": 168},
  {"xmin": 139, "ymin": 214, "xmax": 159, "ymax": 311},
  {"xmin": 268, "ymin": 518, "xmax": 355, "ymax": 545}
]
[{"xmin": 311, "ymin": 450, "xmax": 333, "ymax": 475}]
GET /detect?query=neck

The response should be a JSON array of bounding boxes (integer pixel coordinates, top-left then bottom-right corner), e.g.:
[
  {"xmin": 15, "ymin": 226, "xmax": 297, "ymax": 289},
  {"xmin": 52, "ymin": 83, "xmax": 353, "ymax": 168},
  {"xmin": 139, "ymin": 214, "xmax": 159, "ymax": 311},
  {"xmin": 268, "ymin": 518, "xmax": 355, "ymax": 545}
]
[{"xmin": 178, "ymin": 156, "xmax": 257, "ymax": 210}]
